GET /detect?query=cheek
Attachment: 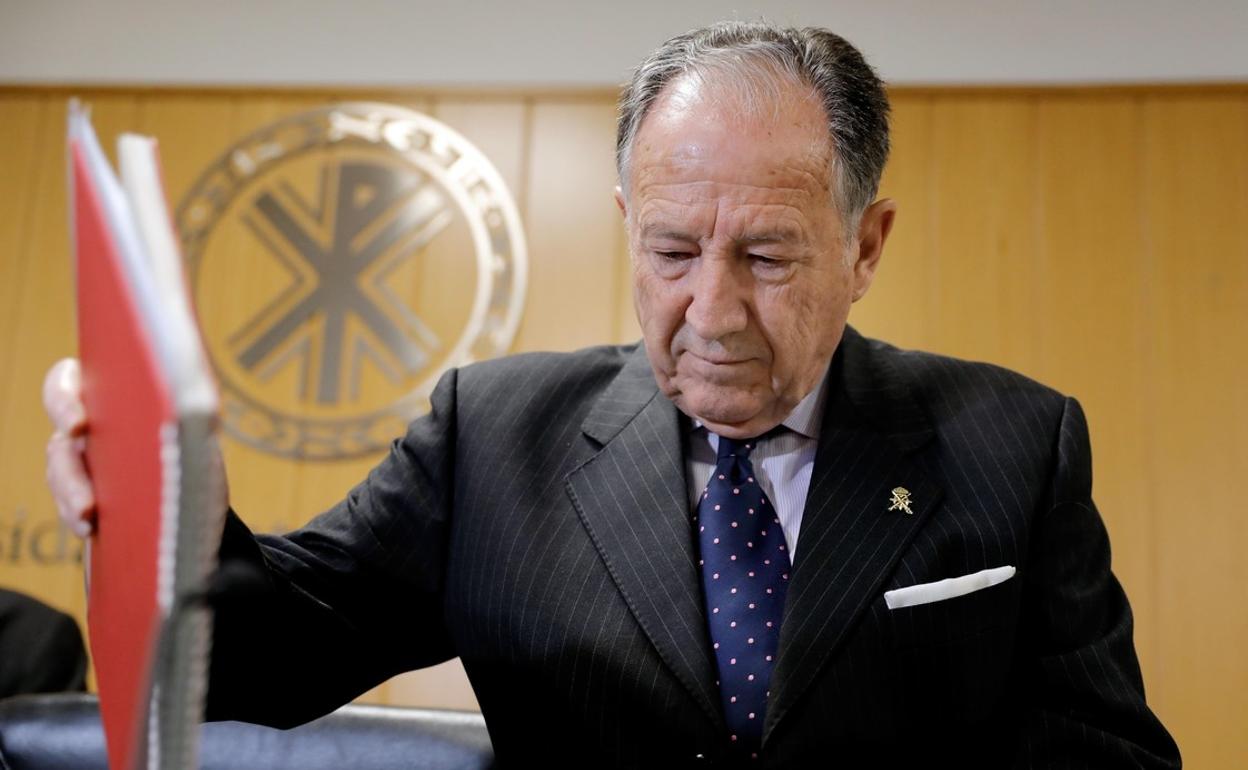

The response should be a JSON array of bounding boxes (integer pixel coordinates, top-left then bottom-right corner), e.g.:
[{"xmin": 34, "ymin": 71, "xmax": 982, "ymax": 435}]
[
  {"xmin": 633, "ymin": 269, "xmax": 685, "ymax": 354},
  {"xmin": 759, "ymin": 278, "xmax": 847, "ymax": 372},
  {"xmin": 761, "ymin": 284, "xmax": 815, "ymax": 345}
]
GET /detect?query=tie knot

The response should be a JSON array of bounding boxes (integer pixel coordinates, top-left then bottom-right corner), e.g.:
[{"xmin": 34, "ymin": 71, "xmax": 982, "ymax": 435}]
[{"xmin": 716, "ymin": 435, "xmax": 759, "ymax": 462}]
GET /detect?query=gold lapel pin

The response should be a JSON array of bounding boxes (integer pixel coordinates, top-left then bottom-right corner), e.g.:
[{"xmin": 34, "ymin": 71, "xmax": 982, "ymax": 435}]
[{"xmin": 888, "ymin": 487, "xmax": 914, "ymax": 515}]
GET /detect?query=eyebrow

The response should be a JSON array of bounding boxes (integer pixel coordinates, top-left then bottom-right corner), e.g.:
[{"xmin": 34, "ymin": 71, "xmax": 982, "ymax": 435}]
[
  {"xmin": 638, "ymin": 226, "xmax": 805, "ymax": 243},
  {"xmin": 639, "ymin": 225, "xmax": 698, "ymax": 241},
  {"xmin": 740, "ymin": 229, "xmax": 804, "ymax": 244}
]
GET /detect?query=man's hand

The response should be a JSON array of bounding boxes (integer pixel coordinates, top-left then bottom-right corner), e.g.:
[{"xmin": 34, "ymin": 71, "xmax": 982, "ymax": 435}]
[
  {"xmin": 44, "ymin": 358, "xmax": 94, "ymax": 539},
  {"xmin": 43, "ymin": 358, "xmax": 232, "ymax": 542}
]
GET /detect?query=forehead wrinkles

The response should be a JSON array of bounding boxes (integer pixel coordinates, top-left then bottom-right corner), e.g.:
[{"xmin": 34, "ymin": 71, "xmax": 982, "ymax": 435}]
[
  {"xmin": 628, "ymin": 129, "xmax": 835, "ymax": 230},
  {"xmin": 627, "ymin": 78, "xmax": 839, "ymax": 242},
  {"xmin": 635, "ymin": 179, "xmax": 822, "ymax": 241},
  {"xmin": 632, "ymin": 138, "xmax": 832, "ymax": 196},
  {"xmin": 637, "ymin": 196, "xmax": 814, "ymax": 244},
  {"xmin": 636, "ymin": 174, "xmax": 823, "ymax": 203}
]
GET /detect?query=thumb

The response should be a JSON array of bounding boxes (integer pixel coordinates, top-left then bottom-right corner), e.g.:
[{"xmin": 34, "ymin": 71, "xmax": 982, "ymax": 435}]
[{"xmin": 43, "ymin": 358, "xmax": 87, "ymax": 436}]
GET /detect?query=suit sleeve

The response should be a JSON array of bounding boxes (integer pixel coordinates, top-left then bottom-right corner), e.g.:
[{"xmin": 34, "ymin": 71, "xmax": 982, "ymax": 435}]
[
  {"xmin": 1014, "ymin": 396, "xmax": 1180, "ymax": 768},
  {"xmin": 203, "ymin": 368, "xmax": 460, "ymax": 728}
]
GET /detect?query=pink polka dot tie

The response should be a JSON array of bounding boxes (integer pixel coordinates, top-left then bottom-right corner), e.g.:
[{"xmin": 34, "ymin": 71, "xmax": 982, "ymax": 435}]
[{"xmin": 695, "ymin": 435, "xmax": 789, "ymax": 757}]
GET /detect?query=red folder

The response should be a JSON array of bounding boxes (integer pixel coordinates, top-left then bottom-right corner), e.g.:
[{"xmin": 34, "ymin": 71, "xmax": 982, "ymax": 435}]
[{"xmin": 69, "ymin": 102, "xmax": 222, "ymax": 770}]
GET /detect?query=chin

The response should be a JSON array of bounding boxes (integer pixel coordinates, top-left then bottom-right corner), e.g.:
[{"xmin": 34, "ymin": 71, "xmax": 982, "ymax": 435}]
[{"xmin": 674, "ymin": 389, "xmax": 767, "ymax": 430}]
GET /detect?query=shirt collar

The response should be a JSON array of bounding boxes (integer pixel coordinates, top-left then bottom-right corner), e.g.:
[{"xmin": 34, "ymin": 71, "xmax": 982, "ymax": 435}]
[
  {"xmin": 781, "ymin": 366, "xmax": 828, "ymax": 439},
  {"xmin": 689, "ymin": 364, "xmax": 829, "ymax": 440}
]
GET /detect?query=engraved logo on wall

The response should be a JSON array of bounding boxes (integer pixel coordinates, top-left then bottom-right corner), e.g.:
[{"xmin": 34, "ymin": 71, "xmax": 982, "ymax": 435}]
[{"xmin": 178, "ymin": 103, "xmax": 527, "ymax": 459}]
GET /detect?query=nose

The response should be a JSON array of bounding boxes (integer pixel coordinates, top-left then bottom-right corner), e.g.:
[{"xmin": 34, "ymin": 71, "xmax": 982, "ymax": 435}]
[{"xmin": 684, "ymin": 253, "xmax": 749, "ymax": 341}]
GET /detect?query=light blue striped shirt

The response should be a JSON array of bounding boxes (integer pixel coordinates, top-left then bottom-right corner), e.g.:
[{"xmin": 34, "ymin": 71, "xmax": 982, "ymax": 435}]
[{"xmin": 686, "ymin": 373, "xmax": 829, "ymax": 561}]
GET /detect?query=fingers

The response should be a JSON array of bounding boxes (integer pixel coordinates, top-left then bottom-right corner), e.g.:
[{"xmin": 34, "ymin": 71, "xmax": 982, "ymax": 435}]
[
  {"xmin": 43, "ymin": 358, "xmax": 86, "ymax": 436},
  {"xmin": 44, "ymin": 358, "xmax": 93, "ymax": 538},
  {"xmin": 46, "ymin": 431, "xmax": 95, "ymax": 538}
]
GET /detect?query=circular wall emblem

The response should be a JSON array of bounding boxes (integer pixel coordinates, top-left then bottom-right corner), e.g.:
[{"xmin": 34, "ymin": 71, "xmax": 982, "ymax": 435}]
[{"xmin": 176, "ymin": 103, "xmax": 527, "ymax": 460}]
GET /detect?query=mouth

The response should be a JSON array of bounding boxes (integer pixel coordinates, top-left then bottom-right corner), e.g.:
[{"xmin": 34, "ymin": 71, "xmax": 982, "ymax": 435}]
[
  {"xmin": 683, "ymin": 351, "xmax": 754, "ymax": 367},
  {"xmin": 665, "ymin": 352, "xmax": 758, "ymax": 388}
]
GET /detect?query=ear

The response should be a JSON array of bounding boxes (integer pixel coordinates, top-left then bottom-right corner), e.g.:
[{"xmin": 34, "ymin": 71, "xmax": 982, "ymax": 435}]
[
  {"xmin": 614, "ymin": 185, "xmax": 627, "ymax": 218},
  {"xmin": 850, "ymin": 198, "xmax": 896, "ymax": 302}
]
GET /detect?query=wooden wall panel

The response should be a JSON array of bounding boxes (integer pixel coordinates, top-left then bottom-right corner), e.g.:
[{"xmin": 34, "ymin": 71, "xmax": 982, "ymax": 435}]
[
  {"xmin": 1031, "ymin": 96, "xmax": 1156, "ymax": 669},
  {"xmin": 1142, "ymin": 95, "xmax": 1248, "ymax": 769},
  {"xmin": 429, "ymin": 98, "xmax": 529, "ymax": 208},
  {"xmin": 927, "ymin": 97, "xmax": 1044, "ymax": 371},
  {"xmin": 514, "ymin": 100, "xmax": 622, "ymax": 352},
  {"xmin": 0, "ymin": 97, "xmax": 47, "ymax": 436},
  {"xmin": 854, "ymin": 95, "xmax": 935, "ymax": 350},
  {"xmin": 0, "ymin": 84, "xmax": 1245, "ymax": 765}
]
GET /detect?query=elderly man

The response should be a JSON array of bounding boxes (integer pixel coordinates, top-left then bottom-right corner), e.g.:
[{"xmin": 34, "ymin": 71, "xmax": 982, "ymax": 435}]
[{"xmin": 46, "ymin": 21, "xmax": 1179, "ymax": 768}]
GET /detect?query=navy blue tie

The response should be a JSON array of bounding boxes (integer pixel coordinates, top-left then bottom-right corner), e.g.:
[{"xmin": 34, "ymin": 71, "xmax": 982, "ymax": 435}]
[{"xmin": 695, "ymin": 435, "xmax": 790, "ymax": 756}]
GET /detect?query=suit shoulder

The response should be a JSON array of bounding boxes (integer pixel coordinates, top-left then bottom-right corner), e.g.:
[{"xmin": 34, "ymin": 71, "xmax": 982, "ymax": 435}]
[
  {"xmin": 453, "ymin": 343, "xmax": 637, "ymax": 405},
  {"xmin": 862, "ymin": 334, "xmax": 1069, "ymax": 419}
]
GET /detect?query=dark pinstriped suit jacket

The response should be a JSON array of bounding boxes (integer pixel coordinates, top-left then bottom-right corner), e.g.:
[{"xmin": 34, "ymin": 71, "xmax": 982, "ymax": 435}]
[{"xmin": 206, "ymin": 327, "xmax": 1180, "ymax": 768}]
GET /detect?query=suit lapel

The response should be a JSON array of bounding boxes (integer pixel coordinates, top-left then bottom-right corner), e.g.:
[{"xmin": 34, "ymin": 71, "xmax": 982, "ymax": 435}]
[
  {"xmin": 565, "ymin": 347, "xmax": 724, "ymax": 730},
  {"xmin": 763, "ymin": 328, "xmax": 944, "ymax": 742}
]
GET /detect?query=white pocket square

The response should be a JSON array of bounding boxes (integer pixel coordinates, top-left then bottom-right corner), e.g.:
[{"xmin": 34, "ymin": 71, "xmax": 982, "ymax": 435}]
[{"xmin": 884, "ymin": 565, "xmax": 1016, "ymax": 610}]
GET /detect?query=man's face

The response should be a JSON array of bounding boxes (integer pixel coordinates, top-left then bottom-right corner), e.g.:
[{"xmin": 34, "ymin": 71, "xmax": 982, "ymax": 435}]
[{"xmin": 619, "ymin": 75, "xmax": 893, "ymax": 438}]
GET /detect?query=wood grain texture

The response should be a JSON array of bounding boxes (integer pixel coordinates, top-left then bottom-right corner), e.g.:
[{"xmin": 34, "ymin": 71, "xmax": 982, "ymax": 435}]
[
  {"xmin": 0, "ymin": 85, "xmax": 1243, "ymax": 765},
  {"xmin": 1031, "ymin": 95, "xmax": 1156, "ymax": 675},
  {"xmin": 854, "ymin": 94, "xmax": 935, "ymax": 350},
  {"xmin": 1141, "ymin": 94, "xmax": 1248, "ymax": 769},
  {"xmin": 514, "ymin": 100, "xmax": 621, "ymax": 352}
]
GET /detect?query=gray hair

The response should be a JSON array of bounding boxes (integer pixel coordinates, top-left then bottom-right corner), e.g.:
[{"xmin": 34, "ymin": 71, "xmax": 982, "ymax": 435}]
[{"xmin": 616, "ymin": 21, "xmax": 891, "ymax": 228}]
